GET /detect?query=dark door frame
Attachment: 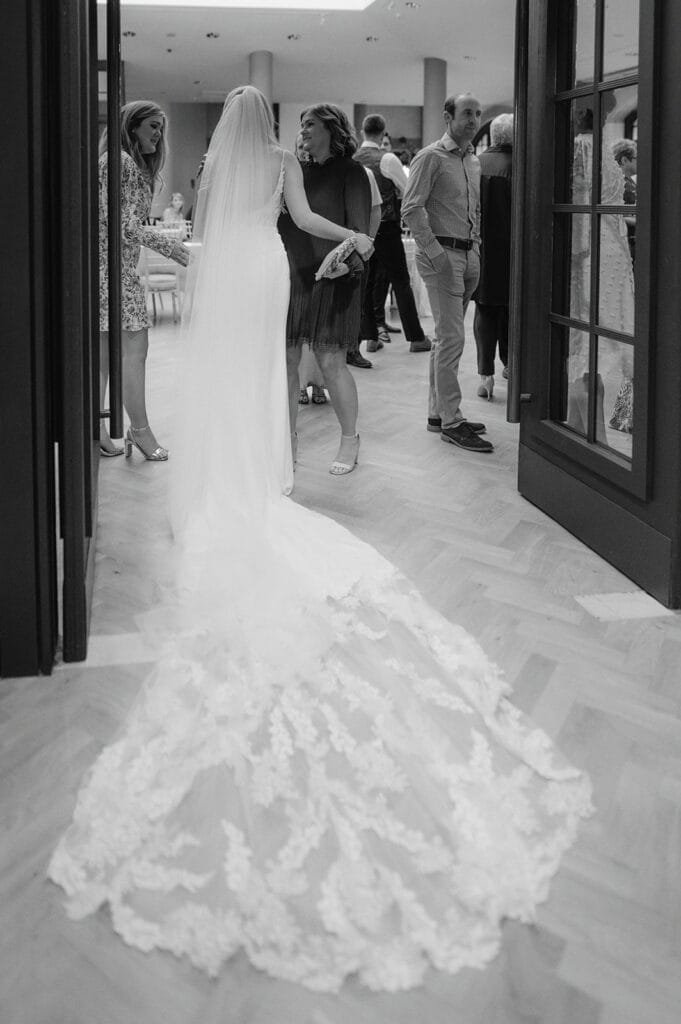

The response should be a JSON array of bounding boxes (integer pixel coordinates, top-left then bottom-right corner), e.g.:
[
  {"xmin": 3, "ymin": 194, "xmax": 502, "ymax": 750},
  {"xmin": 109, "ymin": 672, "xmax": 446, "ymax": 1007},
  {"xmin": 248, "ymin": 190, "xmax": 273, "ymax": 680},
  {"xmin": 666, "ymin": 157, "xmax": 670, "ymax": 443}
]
[
  {"xmin": 515, "ymin": 0, "xmax": 681, "ymax": 606},
  {"xmin": 1, "ymin": 0, "xmax": 108, "ymax": 676},
  {"xmin": 0, "ymin": 0, "xmax": 58, "ymax": 676}
]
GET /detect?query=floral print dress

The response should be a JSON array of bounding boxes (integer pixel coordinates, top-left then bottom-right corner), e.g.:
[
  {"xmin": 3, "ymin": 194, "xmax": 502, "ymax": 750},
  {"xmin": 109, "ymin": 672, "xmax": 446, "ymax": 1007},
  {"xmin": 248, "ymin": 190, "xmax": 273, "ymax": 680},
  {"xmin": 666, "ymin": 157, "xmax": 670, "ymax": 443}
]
[{"xmin": 99, "ymin": 151, "xmax": 179, "ymax": 332}]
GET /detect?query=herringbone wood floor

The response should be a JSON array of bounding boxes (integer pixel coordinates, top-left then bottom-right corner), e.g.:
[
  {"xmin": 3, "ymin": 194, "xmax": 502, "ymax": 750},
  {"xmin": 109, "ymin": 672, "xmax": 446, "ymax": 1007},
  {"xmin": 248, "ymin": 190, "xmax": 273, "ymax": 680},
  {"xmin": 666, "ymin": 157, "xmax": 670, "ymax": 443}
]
[{"xmin": 2, "ymin": 307, "xmax": 681, "ymax": 1024}]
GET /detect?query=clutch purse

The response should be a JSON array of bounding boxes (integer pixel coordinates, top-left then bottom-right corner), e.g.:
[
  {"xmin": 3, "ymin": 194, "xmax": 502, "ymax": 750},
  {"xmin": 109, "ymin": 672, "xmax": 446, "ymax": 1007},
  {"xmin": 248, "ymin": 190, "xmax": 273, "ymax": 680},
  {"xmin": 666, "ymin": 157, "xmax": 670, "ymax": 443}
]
[{"xmin": 314, "ymin": 236, "xmax": 358, "ymax": 281}]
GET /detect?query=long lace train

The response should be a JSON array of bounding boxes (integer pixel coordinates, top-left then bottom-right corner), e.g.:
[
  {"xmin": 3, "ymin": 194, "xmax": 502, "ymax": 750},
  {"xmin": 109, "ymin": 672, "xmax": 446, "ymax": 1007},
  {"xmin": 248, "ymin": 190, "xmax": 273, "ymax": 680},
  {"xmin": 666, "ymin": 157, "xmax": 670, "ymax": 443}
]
[{"xmin": 49, "ymin": 496, "xmax": 592, "ymax": 993}]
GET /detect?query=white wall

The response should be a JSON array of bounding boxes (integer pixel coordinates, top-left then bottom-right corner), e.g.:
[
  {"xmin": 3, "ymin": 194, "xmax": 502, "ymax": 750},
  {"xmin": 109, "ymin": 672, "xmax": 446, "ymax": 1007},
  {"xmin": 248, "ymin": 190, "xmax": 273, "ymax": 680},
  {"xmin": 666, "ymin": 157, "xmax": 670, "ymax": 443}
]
[{"xmin": 151, "ymin": 103, "xmax": 211, "ymax": 219}]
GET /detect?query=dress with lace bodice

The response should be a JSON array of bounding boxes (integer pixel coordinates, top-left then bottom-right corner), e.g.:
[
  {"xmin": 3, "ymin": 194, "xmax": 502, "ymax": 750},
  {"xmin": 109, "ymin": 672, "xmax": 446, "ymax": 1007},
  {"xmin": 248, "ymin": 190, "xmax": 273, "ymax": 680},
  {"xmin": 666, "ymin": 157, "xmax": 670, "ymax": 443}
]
[{"xmin": 49, "ymin": 152, "xmax": 592, "ymax": 994}]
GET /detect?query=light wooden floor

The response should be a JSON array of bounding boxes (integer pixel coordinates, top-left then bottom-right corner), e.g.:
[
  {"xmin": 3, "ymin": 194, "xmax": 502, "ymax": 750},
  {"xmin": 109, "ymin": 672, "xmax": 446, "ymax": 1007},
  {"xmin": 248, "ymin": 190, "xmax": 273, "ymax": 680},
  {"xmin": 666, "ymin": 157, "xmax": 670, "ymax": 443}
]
[{"xmin": 3, "ymin": 307, "xmax": 681, "ymax": 1024}]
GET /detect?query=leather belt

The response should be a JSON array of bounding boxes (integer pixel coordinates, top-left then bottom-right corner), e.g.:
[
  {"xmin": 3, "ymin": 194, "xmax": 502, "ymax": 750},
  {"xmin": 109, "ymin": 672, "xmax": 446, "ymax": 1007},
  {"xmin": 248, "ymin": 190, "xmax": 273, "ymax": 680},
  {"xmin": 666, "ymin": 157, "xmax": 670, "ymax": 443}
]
[{"xmin": 435, "ymin": 235, "xmax": 474, "ymax": 251}]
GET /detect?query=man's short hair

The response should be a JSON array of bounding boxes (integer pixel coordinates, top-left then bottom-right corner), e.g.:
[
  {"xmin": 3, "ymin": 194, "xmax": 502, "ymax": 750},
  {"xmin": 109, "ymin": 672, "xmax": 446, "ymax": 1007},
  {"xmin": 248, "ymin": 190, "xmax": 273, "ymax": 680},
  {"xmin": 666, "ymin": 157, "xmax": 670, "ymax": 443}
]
[
  {"xmin": 611, "ymin": 138, "xmax": 637, "ymax": 164},
  {"xmin": 444, "ymin": 92, "xmax": 481, "ymax": 118},
  {"xmin": 443, "ymin": 95, "xmax": 458, "ymax": 117},
  {"xmin": 362, "ymin": 113, "xmax": 386, "ymax": 136}
]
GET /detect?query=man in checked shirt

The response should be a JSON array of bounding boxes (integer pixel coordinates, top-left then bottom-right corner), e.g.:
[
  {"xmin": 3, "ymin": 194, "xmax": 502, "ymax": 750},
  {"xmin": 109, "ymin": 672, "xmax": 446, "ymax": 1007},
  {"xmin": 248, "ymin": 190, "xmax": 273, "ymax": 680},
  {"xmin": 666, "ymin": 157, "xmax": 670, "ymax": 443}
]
[{"xmin": 402, "ymin": 93, "xmax": 494, "ymax": 453}]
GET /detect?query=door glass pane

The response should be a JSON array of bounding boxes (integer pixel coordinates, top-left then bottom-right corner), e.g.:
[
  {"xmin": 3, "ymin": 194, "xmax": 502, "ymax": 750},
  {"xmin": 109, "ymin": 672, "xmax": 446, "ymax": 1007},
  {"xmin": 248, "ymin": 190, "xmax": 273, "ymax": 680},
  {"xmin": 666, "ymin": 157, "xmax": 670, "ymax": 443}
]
[
  {"xmin": 598, "ymin": 213, "xmax": 635, "ymax": 333},
  {"xmin": 603, "ymin": 0, "xmax": 639, "ymax": 80},
  {"xmin": 570, "ymin": 214, "xmax": 592, "ymax": 320},
  {"xmin": 564, "ymin": 327, "xmax": 593, "ymax": 436},
  {"xmin": 571, "ymin": 102, "xmax": 595, "ymax": 204},
  {"xmin": 600, "ymin": 84, "xmax": 638, "ymax": 204},
  {"xmin": 575, "ymin": 0, "xmax": 596, "ymax": 85},
  {"xmin": 554, "ymin": 99, "xmax": 594, "ymax": 204},
  {"xmin": 598, "ymin": 337, "xmax": 634, "ymax": 457},
  {"xmin": 552, "ymin": 214, "xmax": 592, "ymax": 319}
]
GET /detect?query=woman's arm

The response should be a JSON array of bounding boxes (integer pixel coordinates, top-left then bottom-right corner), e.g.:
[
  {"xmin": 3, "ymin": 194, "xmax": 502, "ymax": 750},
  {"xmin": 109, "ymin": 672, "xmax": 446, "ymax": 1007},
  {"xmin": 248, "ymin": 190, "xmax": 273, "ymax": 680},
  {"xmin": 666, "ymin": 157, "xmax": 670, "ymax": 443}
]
[
  {"xmin": 120, "ymin": 155, "xmax": 190, "ymax": 266},
  {"xmin": 364, "ymin": 167, "xmax": 382, "ymax": 238},
  {"xmin": 343, "ymin": 161, "xmax": 371, "ymax": 237},
  {"xmin": 282, "ymin": 151, "xmax": 372, "ymax": 256}
]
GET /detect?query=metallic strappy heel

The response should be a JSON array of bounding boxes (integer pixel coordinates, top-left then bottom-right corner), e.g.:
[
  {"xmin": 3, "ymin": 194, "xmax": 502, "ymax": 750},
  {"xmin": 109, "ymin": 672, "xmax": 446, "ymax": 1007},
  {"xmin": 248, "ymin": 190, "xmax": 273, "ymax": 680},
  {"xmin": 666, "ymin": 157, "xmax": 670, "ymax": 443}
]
[{"xmin": 124, "ymin": 425, "xmax": 168, "ymax": 462}]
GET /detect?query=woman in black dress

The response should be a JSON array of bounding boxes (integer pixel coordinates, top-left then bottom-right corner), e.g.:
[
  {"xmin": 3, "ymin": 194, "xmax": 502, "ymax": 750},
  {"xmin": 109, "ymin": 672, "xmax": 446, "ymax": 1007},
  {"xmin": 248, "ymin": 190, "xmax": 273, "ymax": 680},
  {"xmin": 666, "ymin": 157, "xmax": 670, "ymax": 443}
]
[{"xmin": 280, "ymin": 104, "xmax": 371, "ymax": 475}]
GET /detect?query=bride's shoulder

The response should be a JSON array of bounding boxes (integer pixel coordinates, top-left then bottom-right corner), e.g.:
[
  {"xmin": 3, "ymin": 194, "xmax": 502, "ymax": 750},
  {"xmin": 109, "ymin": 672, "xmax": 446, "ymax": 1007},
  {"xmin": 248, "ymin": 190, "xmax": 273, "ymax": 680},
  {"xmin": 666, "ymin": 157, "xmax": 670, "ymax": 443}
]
[{"xmin": 272, "ymin": 147, "xmax": 293, "ymax": 165}]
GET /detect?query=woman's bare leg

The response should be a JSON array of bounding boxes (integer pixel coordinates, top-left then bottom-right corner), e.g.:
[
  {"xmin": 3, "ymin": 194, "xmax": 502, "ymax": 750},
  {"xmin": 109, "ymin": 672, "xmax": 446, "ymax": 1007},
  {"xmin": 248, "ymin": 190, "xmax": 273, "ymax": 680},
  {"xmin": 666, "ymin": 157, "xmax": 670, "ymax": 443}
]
[
  {"xmin": 122, "ymin": 328, "xmax": 165, "ymax": 455},
  {"xmin": 315, "ymin": 347, "xmax": 360, "ymax": 470},
  {"xmin": 315, "ymin": 348, "xmax": 358, "ymax": 436},
  {"xmin": 286, "ymin": 343, "xmax": 303, "ymax": 439}
]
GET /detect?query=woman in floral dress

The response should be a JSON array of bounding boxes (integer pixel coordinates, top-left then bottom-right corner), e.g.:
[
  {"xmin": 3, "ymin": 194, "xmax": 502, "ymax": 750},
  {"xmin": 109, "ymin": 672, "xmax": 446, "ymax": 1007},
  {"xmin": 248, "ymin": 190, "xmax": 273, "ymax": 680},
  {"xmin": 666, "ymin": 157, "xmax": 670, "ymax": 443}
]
[{"xmin": 99, "ymin": 100, "xmax": 190, "ymax": 459}]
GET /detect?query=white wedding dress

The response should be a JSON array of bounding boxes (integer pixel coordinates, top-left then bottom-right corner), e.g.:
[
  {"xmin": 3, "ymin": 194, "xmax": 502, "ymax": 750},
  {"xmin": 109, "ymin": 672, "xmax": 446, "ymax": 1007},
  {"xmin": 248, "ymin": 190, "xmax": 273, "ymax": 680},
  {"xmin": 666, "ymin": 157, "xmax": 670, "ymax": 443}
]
[{"xmin": 49, "ymin": 88, "xmax": 592, "ymax": 994}]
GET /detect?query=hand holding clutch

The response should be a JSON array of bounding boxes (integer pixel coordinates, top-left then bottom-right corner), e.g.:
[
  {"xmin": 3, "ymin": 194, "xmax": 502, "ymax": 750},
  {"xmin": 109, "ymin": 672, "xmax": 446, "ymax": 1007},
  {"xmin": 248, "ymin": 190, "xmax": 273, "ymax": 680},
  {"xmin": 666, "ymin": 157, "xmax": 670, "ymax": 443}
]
[{"xmin": 315, "ymin": 237, "xmax": 358, "ymax": 281}]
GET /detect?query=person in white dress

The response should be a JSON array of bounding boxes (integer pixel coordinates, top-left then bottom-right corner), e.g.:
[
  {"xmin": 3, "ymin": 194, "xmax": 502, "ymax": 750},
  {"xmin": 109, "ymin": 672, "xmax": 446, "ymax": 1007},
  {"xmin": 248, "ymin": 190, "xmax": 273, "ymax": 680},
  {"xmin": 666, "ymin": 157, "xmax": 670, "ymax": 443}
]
[{"xmin": 49, "ymin": 86, "xmax": 592, "ymax": 995}]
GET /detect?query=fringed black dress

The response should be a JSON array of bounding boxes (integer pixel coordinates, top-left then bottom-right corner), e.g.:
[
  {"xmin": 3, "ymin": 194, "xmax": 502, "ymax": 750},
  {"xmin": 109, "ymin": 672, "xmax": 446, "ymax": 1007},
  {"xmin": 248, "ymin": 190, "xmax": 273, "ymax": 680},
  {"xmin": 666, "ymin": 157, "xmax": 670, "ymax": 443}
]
[{"xmin": 278, "ymin": 155, "xmax": 371, "ymax": 351}]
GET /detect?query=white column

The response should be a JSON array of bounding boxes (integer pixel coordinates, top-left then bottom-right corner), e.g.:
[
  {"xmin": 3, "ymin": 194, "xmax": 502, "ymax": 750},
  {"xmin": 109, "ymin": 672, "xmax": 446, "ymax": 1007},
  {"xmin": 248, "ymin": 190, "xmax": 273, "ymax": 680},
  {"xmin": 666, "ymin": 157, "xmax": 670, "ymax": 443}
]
[
  {"xmin": 423, "ymin": 57, "xmax": 447, "ymax": 147},
  {"xmin": 249, "ymin": 51, "xmax": 273, "ymax": 104}
]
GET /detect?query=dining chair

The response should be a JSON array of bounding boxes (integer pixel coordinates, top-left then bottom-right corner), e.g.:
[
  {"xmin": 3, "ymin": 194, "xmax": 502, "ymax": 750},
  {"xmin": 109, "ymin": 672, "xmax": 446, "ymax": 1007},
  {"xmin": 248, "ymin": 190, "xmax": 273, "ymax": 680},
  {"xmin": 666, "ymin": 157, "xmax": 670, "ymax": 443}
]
[{"xmin": 139, "ymin": 248, "xmax": 180, "ymax": 324}]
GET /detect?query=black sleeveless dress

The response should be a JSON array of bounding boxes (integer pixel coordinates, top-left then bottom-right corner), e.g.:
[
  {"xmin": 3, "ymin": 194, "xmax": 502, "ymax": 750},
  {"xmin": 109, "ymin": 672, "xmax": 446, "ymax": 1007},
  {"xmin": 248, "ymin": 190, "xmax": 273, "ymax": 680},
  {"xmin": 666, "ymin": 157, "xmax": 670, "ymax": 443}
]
[{"xmin": 278, "ymin": 155, "xmax": 371, "ymax": 351}]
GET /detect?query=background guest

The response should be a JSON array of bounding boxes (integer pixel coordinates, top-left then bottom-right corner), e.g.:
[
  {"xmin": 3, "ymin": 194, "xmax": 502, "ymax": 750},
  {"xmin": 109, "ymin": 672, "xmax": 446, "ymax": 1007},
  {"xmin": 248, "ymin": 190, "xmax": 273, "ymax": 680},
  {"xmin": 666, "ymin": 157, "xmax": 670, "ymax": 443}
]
[
  {"xmin": 355, "ymin": 113, "xmax": 432, "ymax": 354},
  {"xmin": 402, "ymin": 92, "xmax": 494, "ymax": 453},
  {"xmin": 346, "ymin": 157, "xmax": 383, "ymax": 368},
  {"xmin": 162, "ymin": 191, "xmax": 185, "ymax": 225},
  {"xmin": 612, "ymin": 137, "xmax": 637, "ymax": 264},
  {"xmin": 473, "ymin": 112, "xmax": 514, "ymax": 401},
  {"xmin": 99, "ymin": 100, "xmax": 190, "ymax": 459},
  {"xmin": 398, "ymin": 149, "xmax": 413, "ymax": 175}
]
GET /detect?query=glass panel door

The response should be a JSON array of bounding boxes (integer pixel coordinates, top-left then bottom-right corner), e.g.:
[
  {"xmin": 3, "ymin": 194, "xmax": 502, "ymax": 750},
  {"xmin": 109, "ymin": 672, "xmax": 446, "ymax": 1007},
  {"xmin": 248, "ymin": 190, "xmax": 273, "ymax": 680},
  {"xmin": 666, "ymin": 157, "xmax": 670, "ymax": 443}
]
[
  {"xmin": 549, "ymin": 0, "xmax": 644, "ymax": 491},
  {"xmin": 514, "ymin": 0, "xmax": 669, "ymax": 603}
]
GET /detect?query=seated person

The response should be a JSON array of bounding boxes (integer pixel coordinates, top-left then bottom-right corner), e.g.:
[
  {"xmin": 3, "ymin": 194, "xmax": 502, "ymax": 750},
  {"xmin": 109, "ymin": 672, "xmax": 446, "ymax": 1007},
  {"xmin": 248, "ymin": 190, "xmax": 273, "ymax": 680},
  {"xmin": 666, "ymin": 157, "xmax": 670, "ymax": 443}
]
[{"xmin": 162, "ymin": 192, "xmax": 185, "ymax": 226}]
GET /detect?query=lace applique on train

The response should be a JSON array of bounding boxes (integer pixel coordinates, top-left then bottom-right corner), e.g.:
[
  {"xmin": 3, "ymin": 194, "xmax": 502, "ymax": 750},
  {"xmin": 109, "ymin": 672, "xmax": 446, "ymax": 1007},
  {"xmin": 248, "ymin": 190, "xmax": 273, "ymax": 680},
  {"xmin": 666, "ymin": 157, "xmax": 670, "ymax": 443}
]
[{"xmin": 48, "ymin": 499, "xmax": 592, "ymax": 993}]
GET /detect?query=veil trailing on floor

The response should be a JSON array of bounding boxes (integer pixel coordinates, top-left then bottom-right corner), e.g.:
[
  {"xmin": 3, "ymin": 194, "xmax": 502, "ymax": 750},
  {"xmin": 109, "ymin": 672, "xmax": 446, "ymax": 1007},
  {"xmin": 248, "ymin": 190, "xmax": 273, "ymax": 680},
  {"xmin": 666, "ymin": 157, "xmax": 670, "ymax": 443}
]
[{"xmin": 48, "ymin": 86, "xmax": 592, "ymax": 994}]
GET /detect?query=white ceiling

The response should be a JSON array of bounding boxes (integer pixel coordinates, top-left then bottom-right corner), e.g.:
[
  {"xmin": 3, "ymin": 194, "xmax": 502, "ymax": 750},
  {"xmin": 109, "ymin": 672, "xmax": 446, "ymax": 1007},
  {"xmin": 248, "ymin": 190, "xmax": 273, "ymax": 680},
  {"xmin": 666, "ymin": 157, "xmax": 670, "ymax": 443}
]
[{"xmin": 100, "ymin": 0, "xmax": 516, "ymax": 109}]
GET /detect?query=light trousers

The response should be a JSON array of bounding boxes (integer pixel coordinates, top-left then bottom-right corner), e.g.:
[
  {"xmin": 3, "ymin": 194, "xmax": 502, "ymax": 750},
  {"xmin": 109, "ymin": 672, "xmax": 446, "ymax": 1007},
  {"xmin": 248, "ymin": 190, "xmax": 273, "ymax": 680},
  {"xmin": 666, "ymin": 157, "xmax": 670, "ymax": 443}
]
[{"xmin": 416, "ymin": 247, "xmax": 480, "ymax": 427}]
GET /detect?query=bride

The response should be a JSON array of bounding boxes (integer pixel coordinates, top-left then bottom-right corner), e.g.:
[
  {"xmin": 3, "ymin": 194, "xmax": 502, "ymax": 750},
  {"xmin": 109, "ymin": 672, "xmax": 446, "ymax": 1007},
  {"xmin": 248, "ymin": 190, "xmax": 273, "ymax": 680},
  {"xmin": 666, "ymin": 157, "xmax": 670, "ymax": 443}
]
[{"xmin": 49, "ymin": 86, "xmax": 592, "ymax": 994}]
